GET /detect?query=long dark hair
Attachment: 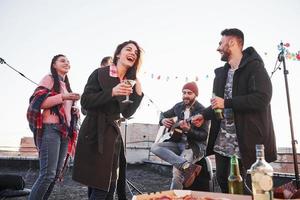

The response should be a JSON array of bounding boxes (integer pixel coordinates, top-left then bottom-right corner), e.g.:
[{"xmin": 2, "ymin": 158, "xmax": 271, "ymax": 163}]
[
  {"xmin": 50, "ymin": 54, "xmax": 72, "ymax": 93},
  {"xmin": 112, "ymin": 40, "xmax": 143, "ymax": 80}
]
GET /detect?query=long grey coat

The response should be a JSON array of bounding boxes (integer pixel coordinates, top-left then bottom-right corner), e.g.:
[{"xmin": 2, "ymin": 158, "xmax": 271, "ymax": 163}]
[{"xmin": 72, "ymin": 67, "xmax": 143, "ymax": 190}]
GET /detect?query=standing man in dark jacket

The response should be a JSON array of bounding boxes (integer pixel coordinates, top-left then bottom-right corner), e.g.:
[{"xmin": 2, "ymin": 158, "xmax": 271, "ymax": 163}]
[
  {"xmin": 151, "ymin": 82, "xmax": 209, "ymax": 189},
  {"xmin": 192, "ymin": 28, "xmax": 277, "ymax": 193}
]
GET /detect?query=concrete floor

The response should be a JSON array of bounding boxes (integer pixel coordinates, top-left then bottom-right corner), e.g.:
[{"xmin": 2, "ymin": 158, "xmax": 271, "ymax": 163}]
[{"xmin": 0, "ymin": 163, "xmax": 172, "ymax": 200}]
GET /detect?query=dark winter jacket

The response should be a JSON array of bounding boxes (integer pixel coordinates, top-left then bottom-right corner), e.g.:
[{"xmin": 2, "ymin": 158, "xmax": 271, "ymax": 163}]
[
  {"xmin": 160, "ymin": 101, "xmax": 209, "ymax": 162},
  {"xmin": 72, "ymin": 66, "xmax": 143, "ymax": 190},
  {"xmin": 202, "ymin": 47, "xmax": 277, "ymax": 169}
]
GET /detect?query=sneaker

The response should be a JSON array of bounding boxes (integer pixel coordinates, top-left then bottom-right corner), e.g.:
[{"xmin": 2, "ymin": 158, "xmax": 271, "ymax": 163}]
[{"xmin": 182, "ymin": 163, "xmax": 202, "ymax": 188}]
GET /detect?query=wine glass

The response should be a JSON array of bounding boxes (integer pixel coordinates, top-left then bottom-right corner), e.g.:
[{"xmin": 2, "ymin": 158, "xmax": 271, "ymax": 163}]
[{"xmin": 122, "ymin": 79, "xmax": 136, "ymax": 104}]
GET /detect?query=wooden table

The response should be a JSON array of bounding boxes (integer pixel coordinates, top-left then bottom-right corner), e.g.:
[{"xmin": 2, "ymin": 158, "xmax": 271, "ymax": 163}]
[
  {"xmin": 133, "ymin": 190, "xmax": 281, "ymax": 200},
  {"xmin": 181, "ymin": 191, "xmax": 281, "ymax": 200},
  {"xmin": 192, "ymin": 191, "xmax": 251, "ymax": 199}
]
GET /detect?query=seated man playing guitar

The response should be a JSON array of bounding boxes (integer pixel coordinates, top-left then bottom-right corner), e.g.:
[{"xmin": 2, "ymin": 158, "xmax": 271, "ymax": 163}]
[{"xmin": 151, "ymin": 82, "xmax": 209, "ymax": 189}]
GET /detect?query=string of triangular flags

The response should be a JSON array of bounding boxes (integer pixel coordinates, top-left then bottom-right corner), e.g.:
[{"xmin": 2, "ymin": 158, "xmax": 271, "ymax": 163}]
[
  {"xmin": 277, "ymin": 43, "xmax": 300, "ymax": 61},
  {"xmin": 141, "ymin": 71, "xmax": 210, "ymax": 82},
  {"xmin": 286, "ymin": 50, "xmax": 300, "ymax": 61},
  {"xmin": 140, "ymin": 43, "xmax": 299, "ymax": 82}
]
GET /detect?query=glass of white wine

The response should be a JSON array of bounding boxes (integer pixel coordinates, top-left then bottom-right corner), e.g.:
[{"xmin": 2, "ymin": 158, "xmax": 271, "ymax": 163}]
[{"xmin": 122, "ymin": 79, "xmax": 136, "ymax": 104}]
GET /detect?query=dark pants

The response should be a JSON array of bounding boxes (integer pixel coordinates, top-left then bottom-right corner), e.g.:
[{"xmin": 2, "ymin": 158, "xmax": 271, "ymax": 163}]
[
  {"xmin": 88, "ymin": 184, "xmax": 116, "ymax": 200},
  {"xmin": 215, "ymin": 153, "xmax": 249, "ymax": 194},
  {"xmin": 88, "ymin": 135, "xmax": 123, "ymax": 200},
  {"xmin": 184, "ymin": 157, "xmax": 211, "ymax": 191},
  {"xmin": 116, "ymin": 143, "xmax": 127, "ymax": 200}
]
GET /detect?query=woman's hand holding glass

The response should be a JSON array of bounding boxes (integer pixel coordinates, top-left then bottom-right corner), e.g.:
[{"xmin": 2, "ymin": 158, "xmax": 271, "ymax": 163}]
[
  {"xmin": 122, "ymin": 80, "xmax": 136, "ymax": 103},
  {"xmin": 112, "ymin": 80, "xmax": 134, "ymax": 100},
  {"xmin": 62, "ymin": 93, "xmax": 80, "ymax": 101}
]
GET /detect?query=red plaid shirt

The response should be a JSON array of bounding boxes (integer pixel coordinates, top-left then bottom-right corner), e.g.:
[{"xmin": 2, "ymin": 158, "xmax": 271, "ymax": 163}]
[{"xmin": 27, "ymin": 86, "xmax": 78, "ymax": 156}]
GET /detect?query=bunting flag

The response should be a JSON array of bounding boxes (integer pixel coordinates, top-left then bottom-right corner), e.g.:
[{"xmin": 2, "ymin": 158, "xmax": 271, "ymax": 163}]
[
  {"xmin": 286, "ymin": 50, "xmax": 300, "ymax": 61},
  {"xmin": 277, "ymin": 43, "xmax": 300, "ymax": 61},
  {"xmin": 141, "ymin": 71, "xmax": 210, "ymax": 82}
]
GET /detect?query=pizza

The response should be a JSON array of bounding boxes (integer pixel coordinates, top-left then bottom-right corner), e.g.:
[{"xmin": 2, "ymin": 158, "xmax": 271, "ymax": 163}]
[{"xmin": 134, "ymin": 191, "xmax": 231, "ymax": 200}]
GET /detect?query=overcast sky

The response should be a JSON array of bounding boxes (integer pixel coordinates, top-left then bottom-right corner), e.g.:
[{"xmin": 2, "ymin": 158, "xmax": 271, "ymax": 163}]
[{"xmin": 0, "ymin": 0, "xmax": 299, "ymax": 149}]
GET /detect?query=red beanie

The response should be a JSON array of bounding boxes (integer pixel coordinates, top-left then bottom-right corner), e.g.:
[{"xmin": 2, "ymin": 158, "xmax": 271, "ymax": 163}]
[{"xmin": 182, "ymin": 82, "xmax": 198, "ymax": 96}]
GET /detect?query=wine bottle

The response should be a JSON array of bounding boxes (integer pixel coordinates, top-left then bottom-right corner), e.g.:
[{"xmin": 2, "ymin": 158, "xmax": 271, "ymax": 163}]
[
  {"xmin": 250, "ymin": 144, "xmax": 274, "ymax": 200},
  {"xmin": 228, "ymin": 155, "xmax": 244, "ymax": 194}
]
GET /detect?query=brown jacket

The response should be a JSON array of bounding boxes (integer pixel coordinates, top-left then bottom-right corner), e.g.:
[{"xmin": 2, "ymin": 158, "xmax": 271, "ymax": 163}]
[{"xmin": 72, "ymin": 67, "xmax": 143, "ymax": 190}]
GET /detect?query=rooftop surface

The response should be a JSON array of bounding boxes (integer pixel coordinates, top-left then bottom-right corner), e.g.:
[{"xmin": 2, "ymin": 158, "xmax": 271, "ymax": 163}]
[{"xmin": 1, "ymin": 163, "xmax": 172, "ymax": 200}]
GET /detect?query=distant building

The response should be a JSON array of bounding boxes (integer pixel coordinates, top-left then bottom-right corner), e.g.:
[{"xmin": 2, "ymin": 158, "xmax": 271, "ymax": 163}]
[
  {"xmin": 18, "ymin": 137, "xmax": 38, "ymax": 157},
  {"xmin": 0, "ymin": 123, "xmax": 299, "ymax": 175}
]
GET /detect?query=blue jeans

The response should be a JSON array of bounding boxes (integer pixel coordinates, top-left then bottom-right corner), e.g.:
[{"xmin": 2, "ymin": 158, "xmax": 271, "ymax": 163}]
[
  {"xmin": 151, "ymin": 141, "xmax": 193, "ymax": 189},
  {"xmin": 171, "ymin": 148, "xmax": 193, "ymax": 189},
  {"xmin": 29, "ymin": 124, "xmax": 69, "ymax": 200}
]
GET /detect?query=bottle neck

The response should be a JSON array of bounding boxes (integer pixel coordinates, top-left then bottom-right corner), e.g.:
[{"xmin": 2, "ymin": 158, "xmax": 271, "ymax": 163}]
[
  {"xmin": 256, "ymin": 149, "xmax": 265, "ymax": 160},
  {"xmin": 230, "ymin": 163, "xmax": 240, "ymax": 175},
  {"xmin": 230, "ymin": 157, "xmax": 241, "ymax": 175}
]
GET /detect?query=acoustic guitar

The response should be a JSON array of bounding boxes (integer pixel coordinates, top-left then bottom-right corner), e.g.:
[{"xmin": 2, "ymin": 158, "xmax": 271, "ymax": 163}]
[{"xmin": 154, "ymin": 116, "xmax": 193, "ymax": 143}]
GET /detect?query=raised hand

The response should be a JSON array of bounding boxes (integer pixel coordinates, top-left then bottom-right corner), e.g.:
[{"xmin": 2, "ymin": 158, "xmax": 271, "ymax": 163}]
[
  {"xmin": 62, "ymin": 93, "xmax": 80, "ymax": 101},
  {"xmin": 162, "ymin": 118, "xmax": 175, "ymax": 129},
  {"xmin": 112, "ymin": 81, "xmax": 132, "ymax": 97},
  {"xmin": 179, "ymin": 120, "xmax": 191, "ymax": 132},
  {"xmin": 191, "ymin": 114, "xmax": 204, "ymax": 127},
  {"xmin": 211, "ymin": 96, "xmax": 224, "ymax": 110},
  {"xmin": 121, "ymin": 79, "xmax": 136, "ymax": 104}
]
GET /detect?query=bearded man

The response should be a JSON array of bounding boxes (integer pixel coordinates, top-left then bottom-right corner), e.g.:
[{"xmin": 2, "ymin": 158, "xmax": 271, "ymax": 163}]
[
  {"xmin": 151, "ymin": 82, "xmax": 209, "ymax": 189},
  {"xmin": 192, "ymin": 28, "xmax": 277, "ymax": 193}
]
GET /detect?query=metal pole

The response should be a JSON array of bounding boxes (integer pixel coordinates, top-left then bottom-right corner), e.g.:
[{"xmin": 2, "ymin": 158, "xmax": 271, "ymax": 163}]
[
  {"xmin": 123, "ymin": 118, "xmax": 143, "ymax": 195},
  {"xmin": 124, "ymin": 119, "xmax": 128, "ymax": 154},
  {"xmin": 278, "ymin": 49, "xmax": 300, "ymax": 189}
]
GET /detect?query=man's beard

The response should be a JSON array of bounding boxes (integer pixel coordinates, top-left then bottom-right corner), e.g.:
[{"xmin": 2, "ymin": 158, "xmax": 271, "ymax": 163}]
[
  {"xmin": 183, "ymin": 97, "xmax": 196, "ymax": 106},
  {"xmin": 221, "ymin": 52, "xmax": 230, "ymax": 61},
  {"xmin": 220, "ymin": 44, "xmax": 231, "ymax": 62}
]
